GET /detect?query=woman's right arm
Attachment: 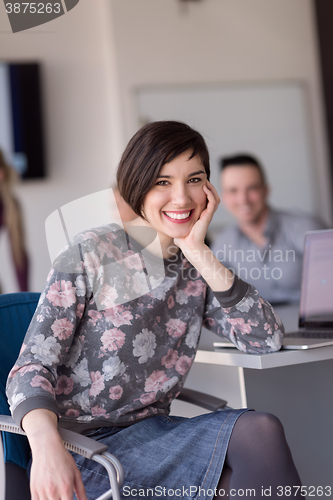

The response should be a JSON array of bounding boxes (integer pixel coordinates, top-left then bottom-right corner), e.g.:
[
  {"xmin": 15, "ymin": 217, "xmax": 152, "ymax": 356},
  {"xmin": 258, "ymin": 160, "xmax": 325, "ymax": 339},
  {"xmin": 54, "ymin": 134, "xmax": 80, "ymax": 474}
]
[
  {"xmin": 6, "ymin": 240, "xmax": 91, "ymax": 498},
  {"xmin": 22, "ymin": 408, "xmax": 87, "ymax": 500},
  {"xmin": 6, "ymin": 240, "xmax": 90, "ymax": 428}
]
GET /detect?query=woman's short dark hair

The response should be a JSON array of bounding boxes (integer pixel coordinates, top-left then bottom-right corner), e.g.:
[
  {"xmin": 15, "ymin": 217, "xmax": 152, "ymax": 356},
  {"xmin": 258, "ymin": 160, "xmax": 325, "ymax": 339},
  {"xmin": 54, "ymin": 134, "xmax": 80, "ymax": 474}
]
[
  {"xmin": 220, "ymin": 153, "xmax": 266, "ymax": 185},
  {"xmin": 117, "ymin": 121, "xmax": 210, "ymax": 217}
]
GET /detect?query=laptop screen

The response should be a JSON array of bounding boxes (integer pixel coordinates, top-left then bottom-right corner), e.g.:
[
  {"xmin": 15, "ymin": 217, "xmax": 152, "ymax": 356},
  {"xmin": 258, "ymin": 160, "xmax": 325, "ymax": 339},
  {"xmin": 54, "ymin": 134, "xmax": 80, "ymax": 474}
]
[{"xmin": 299, "ymin": 229, "xmax": 333, "ymax": 328}]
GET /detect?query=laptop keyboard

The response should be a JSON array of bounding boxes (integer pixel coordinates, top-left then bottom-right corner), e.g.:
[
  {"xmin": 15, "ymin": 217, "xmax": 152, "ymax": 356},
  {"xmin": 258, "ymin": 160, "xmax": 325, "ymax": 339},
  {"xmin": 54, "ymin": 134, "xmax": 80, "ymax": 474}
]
[{"xmin": 285, "ymin": 331, "xmax": 333, "ymax": 339}]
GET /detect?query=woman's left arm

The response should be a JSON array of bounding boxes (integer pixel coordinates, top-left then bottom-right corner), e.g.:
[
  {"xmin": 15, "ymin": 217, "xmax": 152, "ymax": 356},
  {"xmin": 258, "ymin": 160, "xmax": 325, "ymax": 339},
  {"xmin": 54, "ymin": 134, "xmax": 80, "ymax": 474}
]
[{"xmin": 202, "ymin": 280, "xmax": 284, "ymax": 353}]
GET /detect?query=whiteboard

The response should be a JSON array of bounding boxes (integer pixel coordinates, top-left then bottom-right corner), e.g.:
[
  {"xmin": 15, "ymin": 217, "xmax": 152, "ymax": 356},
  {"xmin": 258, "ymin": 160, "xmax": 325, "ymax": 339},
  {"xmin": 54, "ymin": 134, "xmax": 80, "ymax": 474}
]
[{"xmin": 135, "ymin": 82, "xmax": 317, "ymax": 232}]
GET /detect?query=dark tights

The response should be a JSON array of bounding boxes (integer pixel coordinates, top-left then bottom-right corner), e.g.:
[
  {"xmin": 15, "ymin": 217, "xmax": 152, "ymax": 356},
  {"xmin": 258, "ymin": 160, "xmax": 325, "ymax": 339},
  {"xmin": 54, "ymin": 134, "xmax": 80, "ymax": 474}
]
[{"xmin": 216, "ymin": 411, "xmax": 302, "ymax": 499}]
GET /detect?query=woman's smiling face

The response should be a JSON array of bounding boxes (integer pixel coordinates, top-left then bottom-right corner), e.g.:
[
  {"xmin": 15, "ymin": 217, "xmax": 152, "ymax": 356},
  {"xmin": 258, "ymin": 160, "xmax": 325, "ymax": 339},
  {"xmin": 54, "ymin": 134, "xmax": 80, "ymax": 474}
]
[{"xmin": 141, "ymin": 150, "xmax": 208, "ymax": 248}]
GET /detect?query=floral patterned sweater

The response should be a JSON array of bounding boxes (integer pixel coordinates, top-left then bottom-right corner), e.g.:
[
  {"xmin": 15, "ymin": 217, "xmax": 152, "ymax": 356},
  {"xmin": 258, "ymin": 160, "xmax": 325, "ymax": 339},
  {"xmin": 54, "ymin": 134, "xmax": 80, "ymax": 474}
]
[{"xmin": 6, "ymin": 224, "xmax": 284, "ymax": 432}]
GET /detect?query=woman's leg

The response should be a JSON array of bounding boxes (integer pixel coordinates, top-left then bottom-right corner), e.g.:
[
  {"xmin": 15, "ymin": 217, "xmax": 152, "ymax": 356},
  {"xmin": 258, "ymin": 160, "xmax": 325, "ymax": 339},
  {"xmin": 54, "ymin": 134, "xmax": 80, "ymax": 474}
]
[{"xmin": 215, "ymin": 411, "xmax": 302, "ymax": 499}]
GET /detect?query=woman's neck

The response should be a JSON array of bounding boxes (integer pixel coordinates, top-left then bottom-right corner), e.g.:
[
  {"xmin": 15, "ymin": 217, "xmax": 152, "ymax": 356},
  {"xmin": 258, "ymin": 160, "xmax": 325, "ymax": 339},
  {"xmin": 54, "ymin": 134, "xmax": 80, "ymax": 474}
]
[{"xmin": 123, "ymin": 217, "xmax": 178, "ymax": 260}]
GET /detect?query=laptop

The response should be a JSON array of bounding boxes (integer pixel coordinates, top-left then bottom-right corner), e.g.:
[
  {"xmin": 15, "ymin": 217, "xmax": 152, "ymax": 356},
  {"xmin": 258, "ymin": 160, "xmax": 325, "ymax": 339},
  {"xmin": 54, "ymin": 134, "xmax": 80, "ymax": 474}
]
[{"xmin": 214, "ymin": 229, "xmax": 333, "ymax": 351}]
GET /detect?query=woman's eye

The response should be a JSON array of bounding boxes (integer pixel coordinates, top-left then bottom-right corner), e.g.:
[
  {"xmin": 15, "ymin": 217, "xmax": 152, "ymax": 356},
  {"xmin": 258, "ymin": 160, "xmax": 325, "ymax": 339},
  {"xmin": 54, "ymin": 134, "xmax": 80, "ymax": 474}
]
[
  {"xmin": 188, "ymin": 177, "xmax": 202, "ymax": 184},
  {"xmin": 156, "ymin": 180, "xmax": 169, "ymax": 186}
]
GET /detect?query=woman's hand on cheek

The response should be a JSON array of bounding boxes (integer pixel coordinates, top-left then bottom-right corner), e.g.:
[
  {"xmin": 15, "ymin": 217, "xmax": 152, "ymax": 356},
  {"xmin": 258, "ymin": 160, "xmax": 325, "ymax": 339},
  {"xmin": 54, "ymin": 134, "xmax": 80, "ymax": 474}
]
[
  {"xmin": 174, "ymin": 181, "xmax": 220, "ymax": 251},
  {"xmin": 201, "ymin": 181, "xmax": 220, "ymax": 221}
]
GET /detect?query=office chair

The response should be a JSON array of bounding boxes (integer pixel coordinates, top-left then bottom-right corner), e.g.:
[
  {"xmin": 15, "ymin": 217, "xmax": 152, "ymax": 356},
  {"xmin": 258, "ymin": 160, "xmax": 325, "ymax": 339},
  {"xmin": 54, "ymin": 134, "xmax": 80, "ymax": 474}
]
[{"xmin": 0, "ymin": 292, "xmax": 227, "ymax": 500}]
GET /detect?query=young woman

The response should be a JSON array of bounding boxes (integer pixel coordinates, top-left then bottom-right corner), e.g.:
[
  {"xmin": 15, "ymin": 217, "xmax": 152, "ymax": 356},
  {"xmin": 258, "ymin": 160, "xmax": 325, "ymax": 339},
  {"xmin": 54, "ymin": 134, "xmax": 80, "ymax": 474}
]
[{"xmin": 7, "ymin": 121, "xmax": 301, "ymax": 500}]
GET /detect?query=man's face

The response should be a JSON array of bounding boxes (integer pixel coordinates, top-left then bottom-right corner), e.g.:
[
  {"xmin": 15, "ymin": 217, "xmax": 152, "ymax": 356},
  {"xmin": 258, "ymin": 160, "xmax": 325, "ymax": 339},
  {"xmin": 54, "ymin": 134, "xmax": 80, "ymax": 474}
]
[{"xmin": 221, "ymin": 165, "xmax": 269, "ymax": 225}]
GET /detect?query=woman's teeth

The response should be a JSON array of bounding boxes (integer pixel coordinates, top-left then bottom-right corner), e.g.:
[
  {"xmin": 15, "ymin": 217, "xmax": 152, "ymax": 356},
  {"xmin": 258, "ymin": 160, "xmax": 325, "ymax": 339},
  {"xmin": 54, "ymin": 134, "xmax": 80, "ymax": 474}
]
[{"xmin": 165, "ymin": 211, "xmax": 191, "ymax": 220}]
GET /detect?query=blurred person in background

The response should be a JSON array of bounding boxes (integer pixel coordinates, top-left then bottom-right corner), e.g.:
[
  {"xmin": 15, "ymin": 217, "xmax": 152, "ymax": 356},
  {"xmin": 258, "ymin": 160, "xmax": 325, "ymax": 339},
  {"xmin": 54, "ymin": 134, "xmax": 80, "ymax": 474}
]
[
  {"xmin": 0, "ymin": 149, "xmax": 29, "ymax": 292},
  {"xmin": 212, "ymin": 154, "xmax": 327, "ymax": 304}
]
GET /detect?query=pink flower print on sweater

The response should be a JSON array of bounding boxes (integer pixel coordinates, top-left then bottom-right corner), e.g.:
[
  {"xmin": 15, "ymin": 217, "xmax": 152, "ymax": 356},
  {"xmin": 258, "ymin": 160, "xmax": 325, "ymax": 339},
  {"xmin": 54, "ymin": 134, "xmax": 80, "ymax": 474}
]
[
  {"xmin": 264, "ymin": 323, "xmax": 273, "ymax": 335},
  {"xmin": 166, "ymin": 318, "xmax": 187, "ymax": 338},
  {"xmin": 249, "ymin": 341, "xmax": 261, "ymax": 348},
  {"xmin": 109, "ymin": 385, "xmax": 123, "ymax": 400},
  {"xmin": 109, "ymin": 243, "xmax": 124, "ymax": 263},
  {"xmin": 227, "ymin": 317, "xmax": 253, "ymax": 335},
  {"xmin": 175, "ymin": 355, "xmax": 193, "ymax": 375},
  {"xmin": 103, "ymin": 305, "xmax": 133, "ymax": 327},
  {"xmin": 122, "ymin": 250, "xmax": 143, "ymax": 271},
  {"xmin": 98, "ymin": 284, "xmax": 118, "ymax": 309},
  {"xmin": 97, "ymin": 240, "xmax": 116, "ymax": 260},
  {"xmin": 89, "ymin": 371, "xmax": 105, "ymax": 397},
  {"xmin": 144, "ymin": 370, "xmax": 170, "ymax": 392},
  {"xmin": 76, "ymin": 303, "xmax": 85, "ymax": 318},
  {"xmin": 135, "ymin": 408, "xmax": 149, "ymax": 419},
  {"xmin": 161, "ymin": 349, "xmax": 178, "ymax": 369},
  {"xmin": 55, "ymin": 375, "xmax": 74, "ymax": 395},
  {"xmin": 167, "ymin": 296, "xmax": 175, "ymax": 309},
  {"xmin": 139, "ymin": 392, "xmax": 157, "ymax": 405},
  {"xmin": 13, "ymin": 365, "xmax": 42, "ymax": 377},
  {"xmin": 101, "ymin": 328, "xmax": 126, "ymax": 352},
  {"xmin": 65, "ymin": 409, "xmax": 80, "ymax": 417},
  {"xmin": 83, "ymin": 231, "xmax": 100, "ymax": 243},
  {"xmin": 83, "ymin": 251, "xmax": 101, "ymax": 276},
  {"xmin": 51, "ymin": 318, "xmax": 74, "ymax": 340},
  {"xmin": 184, "ymin": 279, "xmax": 205, "ymax": 297},
  {"xmin": 91, "ymin": 405, "xmax": 107, "ymax": 417},
  {"xmin": 30, "ymin": 375, "xmax": 54, "ymax": 395},
  {"xmin": 88, "ymin": 310, "xmax": 103, "ymax": 326},
  {"xmin": 46, "ymin": 280, "xmax": 76, "ymax": 309}
]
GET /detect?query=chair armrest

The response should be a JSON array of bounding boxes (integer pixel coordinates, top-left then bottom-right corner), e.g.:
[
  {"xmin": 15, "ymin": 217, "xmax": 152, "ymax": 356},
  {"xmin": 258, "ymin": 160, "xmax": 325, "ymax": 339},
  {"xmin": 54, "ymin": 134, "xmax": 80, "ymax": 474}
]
[
  {"xmin": 58, "ymin": 427, "xmax": 108, "ymax": 459},
  {"xmin": 0, "ymin": 415, "xmax": 108, "ymax": 460},
  {"xmin": 177, "ymin": 388, "xmax": 227, "ymax": 411},
  {"xmin": 0, "ymin": 415, "xmax": 25, "ymax": 437},
  {"xmin": 0, "ymin": 415, "xmax": 124, "ymax": 500}
]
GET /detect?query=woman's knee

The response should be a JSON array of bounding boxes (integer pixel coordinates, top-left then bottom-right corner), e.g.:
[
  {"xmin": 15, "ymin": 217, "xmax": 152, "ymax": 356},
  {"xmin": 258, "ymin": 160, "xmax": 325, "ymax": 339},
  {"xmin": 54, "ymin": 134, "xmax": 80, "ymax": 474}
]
[
  {"xmin": 230, "ymin": 411, "xmax": 286, "ymax": 449},
  {"xmin": 249, "ymin": 411, "xmax": 286, "ymax": 440},
  {"xmin": 226, "ymin": 411, "xmax": 288, "ymax": 468}
]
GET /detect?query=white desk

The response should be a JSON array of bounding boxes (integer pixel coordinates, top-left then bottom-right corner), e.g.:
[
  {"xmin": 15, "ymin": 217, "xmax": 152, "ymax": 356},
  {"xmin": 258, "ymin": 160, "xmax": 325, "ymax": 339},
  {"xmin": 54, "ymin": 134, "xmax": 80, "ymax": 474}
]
[
  {"xmin": 195, "ymin": 344, "xmax": 333, "ymax": 370},
  {"xmin": 192, "ymin": 308, "xmax": 333, "ymax": 491}
]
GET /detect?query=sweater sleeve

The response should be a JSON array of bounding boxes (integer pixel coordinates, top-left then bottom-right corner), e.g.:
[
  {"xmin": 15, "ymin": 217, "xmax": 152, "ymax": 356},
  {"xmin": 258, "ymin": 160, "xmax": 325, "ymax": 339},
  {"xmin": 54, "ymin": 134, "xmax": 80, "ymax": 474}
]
[
  {"xmin": 202, "ymin": 274, "xmax": 284, "ymax": 354},
  {"xmin": 6, "ymin": 243, "xmax": 90, "ymax": 428}
]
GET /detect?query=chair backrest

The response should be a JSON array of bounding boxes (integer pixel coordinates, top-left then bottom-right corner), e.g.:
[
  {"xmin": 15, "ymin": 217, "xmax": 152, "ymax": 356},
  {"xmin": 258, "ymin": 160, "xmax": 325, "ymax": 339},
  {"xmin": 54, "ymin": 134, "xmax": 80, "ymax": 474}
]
[{"xmin": 0, "ymin": 292, "xmax": 40, "ymax": 469}]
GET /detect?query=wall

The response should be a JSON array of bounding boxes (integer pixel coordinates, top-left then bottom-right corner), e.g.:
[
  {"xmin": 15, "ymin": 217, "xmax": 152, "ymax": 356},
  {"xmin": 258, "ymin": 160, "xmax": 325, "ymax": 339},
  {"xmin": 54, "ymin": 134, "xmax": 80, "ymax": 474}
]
[
  {"xmin": 110, "ymin": 0, "xmax": 332, "ymax": 225},
  {"xmin": 0, "ymin": 0, "xmax": 122, "ymax": 292}
]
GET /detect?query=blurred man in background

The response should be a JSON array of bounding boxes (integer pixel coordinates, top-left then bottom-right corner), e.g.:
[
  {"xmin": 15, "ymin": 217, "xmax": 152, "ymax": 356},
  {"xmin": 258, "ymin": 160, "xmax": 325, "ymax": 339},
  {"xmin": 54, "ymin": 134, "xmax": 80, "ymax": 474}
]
[{"xmin": 212, "ymin": 154, "xmax": 327, "ymax": 304}]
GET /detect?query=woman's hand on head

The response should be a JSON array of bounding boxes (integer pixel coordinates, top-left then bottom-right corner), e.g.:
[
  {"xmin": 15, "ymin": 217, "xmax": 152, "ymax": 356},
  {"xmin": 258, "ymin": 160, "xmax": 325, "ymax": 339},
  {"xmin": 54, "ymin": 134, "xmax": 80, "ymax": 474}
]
[
  {"xmin": 174, "ymin": 181, "xmax": 220, "ymax": 250},
  {"xmin": 200, "ymin": 181, "xmax": 220, "ymax": 226}
]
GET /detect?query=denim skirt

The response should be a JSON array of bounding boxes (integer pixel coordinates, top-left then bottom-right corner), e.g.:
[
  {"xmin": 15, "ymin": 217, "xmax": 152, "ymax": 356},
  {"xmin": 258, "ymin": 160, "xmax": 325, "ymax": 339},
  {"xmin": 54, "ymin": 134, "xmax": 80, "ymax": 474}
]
[{"xmin": 73, "ymin": 408, "xmax": 249, "ymax": 500}]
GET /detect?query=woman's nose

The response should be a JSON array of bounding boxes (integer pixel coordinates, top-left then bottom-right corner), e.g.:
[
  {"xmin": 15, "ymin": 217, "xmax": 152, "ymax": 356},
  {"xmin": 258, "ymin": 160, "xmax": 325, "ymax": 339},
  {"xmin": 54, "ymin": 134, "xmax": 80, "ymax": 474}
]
[{"xmin": 171, "ymin": 183, "xmax": 191, "ymax": 206}]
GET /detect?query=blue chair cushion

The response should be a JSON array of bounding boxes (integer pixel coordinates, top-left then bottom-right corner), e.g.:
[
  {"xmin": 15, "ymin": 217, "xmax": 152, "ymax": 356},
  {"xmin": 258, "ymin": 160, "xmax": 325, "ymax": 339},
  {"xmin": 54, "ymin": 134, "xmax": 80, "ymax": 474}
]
[{"xmin": 0, "ymin": 292, "xmax": 40, "ymax": 469}]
